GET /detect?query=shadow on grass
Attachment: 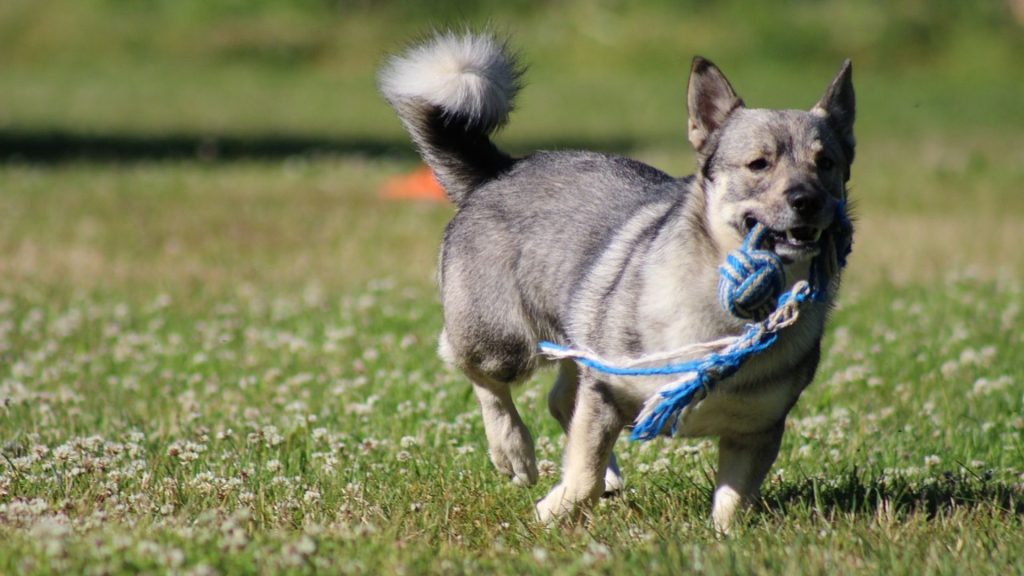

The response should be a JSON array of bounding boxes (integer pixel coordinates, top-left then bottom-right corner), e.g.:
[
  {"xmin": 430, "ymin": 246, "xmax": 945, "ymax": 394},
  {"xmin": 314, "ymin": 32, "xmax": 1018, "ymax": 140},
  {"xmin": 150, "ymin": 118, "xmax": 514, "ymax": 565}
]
[
  {"xmin": 0, "ymin": 129, "xmax": 640, "ymax": 164},
  {"xmin": 764, "ymin": 468, "xmax": 1024, "ymax": 519}
]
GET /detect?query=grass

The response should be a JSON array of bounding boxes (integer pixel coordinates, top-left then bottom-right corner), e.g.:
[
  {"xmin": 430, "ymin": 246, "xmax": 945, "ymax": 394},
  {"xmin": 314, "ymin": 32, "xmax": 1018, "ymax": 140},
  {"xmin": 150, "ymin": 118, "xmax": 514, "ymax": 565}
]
[
  {"xmin": 1, "ymin": 1, "xmax": 1023, "ymax": 574},
  {"xmin": 1, "ymin": 213, "xmax": 1022, "ymax": 573}
]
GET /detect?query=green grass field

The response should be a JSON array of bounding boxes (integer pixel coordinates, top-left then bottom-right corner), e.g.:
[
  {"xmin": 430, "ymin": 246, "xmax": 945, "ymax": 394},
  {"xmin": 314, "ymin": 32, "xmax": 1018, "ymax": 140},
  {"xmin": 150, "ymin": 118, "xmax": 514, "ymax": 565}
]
[{"xmin": 2, "ymin": 2, "xmax": 1023, "ymax": 574}]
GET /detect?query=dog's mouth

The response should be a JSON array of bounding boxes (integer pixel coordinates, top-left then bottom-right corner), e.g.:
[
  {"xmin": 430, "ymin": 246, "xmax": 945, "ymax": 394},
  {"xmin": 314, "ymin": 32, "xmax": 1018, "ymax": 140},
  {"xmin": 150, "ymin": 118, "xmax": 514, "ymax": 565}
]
[{"xmin": 742, "ymin": 216, "xmax": 822, "ymax": 263}]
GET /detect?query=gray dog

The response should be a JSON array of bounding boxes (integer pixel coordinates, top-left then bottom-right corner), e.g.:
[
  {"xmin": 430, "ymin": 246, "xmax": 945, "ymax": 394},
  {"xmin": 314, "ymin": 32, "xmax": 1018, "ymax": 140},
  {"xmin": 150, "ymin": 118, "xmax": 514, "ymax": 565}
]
[{"xmin": 380, "ymin": 32, "xmax": 854, "ymax": 532}]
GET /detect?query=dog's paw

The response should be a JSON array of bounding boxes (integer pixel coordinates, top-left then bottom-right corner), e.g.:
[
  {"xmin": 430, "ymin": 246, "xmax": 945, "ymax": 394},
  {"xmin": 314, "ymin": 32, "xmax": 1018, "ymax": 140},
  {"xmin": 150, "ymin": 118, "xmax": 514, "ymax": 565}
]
[
  {"xmin": 487, "ymin": 430, "xmax": 538, "ymax": 486},
  {"xmin": 711, "ymin": 485, "xmax": 743, "ymax": 536},
  {"xmin": 510, "ymin": 464, "xmax": 538, "ymax": 486},
  {"xmin": 535, "ymin": 482, "xmax": 601, "ymax": 524},
  {"xmin": 535, "ymin": 484, "xmax": 573, "ymax": 524},
  {"xmin": 602, "ymin": 465, "xmax": 625, "ymax": 497}
]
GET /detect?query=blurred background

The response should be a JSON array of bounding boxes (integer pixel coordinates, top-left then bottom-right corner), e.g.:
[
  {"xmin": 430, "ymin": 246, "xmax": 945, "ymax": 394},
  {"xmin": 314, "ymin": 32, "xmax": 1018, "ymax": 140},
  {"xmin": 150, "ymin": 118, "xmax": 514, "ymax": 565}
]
[{"xmin": 1, "ymin": 0, "xmax": 1022, "ymax": 295}]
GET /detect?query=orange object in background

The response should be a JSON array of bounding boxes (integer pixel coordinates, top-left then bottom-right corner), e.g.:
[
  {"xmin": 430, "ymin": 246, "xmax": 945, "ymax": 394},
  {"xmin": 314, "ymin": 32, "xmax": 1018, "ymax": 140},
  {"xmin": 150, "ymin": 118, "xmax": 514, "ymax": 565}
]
[{"xmin": 380, "ymin": 165, "xmax": 448, "ymax": 202}]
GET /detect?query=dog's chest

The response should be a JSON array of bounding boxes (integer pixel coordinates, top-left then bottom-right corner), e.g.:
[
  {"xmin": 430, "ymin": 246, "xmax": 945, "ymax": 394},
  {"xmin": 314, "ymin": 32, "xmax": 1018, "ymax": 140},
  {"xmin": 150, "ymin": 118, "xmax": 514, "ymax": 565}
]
[
  {"xmin": 678, "ymin": 303, "xmax": 826, "ymax": 435},
  {"xmin": 602, "ymin": 297, "xmax": 827, "ymax": 437}
]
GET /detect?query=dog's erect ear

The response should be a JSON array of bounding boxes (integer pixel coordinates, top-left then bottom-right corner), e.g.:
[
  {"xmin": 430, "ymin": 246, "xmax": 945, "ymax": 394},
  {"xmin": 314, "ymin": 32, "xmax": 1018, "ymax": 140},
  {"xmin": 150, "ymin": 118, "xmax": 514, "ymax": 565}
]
[
  {"xmin": 812, "ymin": 60, "xmax": 855, "ymax": 164},
  {"xmin": 687, "ymin": 57, "xmax": 744, "ymax": 154}
]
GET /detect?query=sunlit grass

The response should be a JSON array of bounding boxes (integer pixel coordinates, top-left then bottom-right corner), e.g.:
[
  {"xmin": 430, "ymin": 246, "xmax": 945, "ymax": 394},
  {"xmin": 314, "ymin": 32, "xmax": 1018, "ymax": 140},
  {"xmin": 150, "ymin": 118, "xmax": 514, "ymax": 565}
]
[{"xmin": 1, "ymin": 274, "xmax": 1021, "ymax": 574}]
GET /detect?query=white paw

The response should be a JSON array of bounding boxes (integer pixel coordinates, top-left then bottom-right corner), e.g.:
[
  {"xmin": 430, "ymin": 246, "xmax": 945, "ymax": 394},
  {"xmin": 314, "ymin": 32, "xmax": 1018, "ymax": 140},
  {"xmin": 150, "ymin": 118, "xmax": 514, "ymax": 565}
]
[
  {"xmin": 535, "ymin": 484, "xmax": 572, "ymax": 524},
  {"xmin": 712, "ymin": 485, "xmax": 743, "ymax": 535},
  {"xmin": 603, "ymin": 465, "xmax": 625, "ymax": 494}
]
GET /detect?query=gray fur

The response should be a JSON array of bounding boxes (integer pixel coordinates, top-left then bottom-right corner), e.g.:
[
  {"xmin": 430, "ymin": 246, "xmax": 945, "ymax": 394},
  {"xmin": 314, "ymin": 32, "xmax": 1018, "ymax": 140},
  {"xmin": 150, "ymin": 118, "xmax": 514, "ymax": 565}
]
[{"xmin": 380, "ymin": 31, "xmax": 855, "ymax": 531}]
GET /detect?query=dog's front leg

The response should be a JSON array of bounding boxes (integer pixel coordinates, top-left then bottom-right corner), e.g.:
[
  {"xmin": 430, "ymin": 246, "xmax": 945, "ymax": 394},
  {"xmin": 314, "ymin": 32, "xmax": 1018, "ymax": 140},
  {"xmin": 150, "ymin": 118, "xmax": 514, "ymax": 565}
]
[
  {"xmin": 536, "ymin": 378, "xmax": 625, "ymax": 523},
  {"xmin": 712, "ymin": 421, "xmax": 784, "ymax": 534}
]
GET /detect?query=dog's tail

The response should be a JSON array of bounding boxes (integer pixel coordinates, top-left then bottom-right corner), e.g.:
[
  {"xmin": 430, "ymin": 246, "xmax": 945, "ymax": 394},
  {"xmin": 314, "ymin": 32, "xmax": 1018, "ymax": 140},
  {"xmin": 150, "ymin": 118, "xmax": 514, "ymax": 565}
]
[{"xmin": 379, "ymin": 32, "xmax": 522, "ymax": 206}]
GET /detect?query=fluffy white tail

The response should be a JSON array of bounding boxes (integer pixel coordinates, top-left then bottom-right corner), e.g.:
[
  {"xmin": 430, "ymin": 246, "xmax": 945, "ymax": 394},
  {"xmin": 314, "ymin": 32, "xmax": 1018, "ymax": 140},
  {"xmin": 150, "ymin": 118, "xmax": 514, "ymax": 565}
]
[{"xmin": 379, "ymin": 32, "xmax": 523, "ymax": 205}]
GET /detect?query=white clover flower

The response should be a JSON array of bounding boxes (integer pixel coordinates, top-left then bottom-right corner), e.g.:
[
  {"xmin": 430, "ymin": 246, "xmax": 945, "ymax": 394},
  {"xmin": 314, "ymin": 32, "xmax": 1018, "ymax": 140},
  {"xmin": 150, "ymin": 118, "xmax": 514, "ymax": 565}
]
[
  {"xmin": 167, "ymin": 440, "xmax": 206, "ymax": 463},
  {"xmin": 581, "ymin": 540, "xmax": 611, "ymax": 565},
  {"xmin": 959, "ymin": 348, "xmax": 981, "ymax": 365},
  {"xmin": 972, "ymin": 375, "xmax": 1012, "ymax": 396},
  {"xmin": 318, "ymin": 454, "xmax": 338, "ymax": 473},
  {"xmin": 262, "ymin": 426, "xmax": 284, "ymax": 447},
  {"xmin": 939, "ymin": 361, "xmax": 959, "ymax": 379},
  {"xmin": 220, "ymin": 522, "xmax": 249, "ymax": 549},
  {"xmin": 296, "ymin": 535, "xmax": 316, "ymax": 555},
  {"xmin": 51, "ymin": 445, "xmax": 74, "ymax": 464},
  {"xmin": 674, "ymin": 440, "xmax": 711, "ymax": 457},
  {"xmin": 159, "ymin": 548, "xmax": 185, "ymax": 569},
  {"xmin": 537, "ymin": 459, "xmax": 558, "ymax": 478}
]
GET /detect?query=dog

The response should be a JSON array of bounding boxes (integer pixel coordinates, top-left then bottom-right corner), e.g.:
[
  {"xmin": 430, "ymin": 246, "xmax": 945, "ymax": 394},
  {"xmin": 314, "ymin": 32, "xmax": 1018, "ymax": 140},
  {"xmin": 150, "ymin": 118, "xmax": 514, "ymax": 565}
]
[{"xmin": 379, "ymin": 31, "xmax": 854, "ymax": 532}]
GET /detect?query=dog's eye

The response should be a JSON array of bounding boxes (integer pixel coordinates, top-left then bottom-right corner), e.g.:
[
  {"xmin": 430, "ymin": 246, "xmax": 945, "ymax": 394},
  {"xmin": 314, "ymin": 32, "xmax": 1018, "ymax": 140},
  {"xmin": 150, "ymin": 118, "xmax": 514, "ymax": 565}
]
[
  {"xmin": 816, "ymin": 155, "xmax": 835, "ymax": 171},
  {"xmin": 747, "ymin": 158, "xmax": 769, "ymax": 171}
]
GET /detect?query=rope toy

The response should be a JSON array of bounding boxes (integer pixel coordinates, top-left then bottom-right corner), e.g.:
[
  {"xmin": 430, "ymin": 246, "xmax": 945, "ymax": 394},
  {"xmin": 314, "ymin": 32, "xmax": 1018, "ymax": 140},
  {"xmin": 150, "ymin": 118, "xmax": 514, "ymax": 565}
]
[
  {"xmin": 717, "ymin": 225, "xmax": 786, "ymax": 321},
  {"xmin": 540, "ymin": 202, "xmax": 852, "ymax": 441}
]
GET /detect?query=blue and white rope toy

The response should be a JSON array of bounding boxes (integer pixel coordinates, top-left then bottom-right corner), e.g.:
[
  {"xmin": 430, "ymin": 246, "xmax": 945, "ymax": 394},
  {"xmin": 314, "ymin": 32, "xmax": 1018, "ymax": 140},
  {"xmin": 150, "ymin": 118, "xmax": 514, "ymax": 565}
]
[{"xmin": 540, "ymin": 203, "xmax": 852, "ymax": 441}]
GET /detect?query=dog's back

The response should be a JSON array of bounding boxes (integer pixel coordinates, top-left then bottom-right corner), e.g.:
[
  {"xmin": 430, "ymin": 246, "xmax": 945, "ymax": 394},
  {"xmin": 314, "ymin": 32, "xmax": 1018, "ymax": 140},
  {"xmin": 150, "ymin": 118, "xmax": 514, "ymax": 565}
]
[{"xmin": 443, "ymin": 151, "xmax": 683, "ymax": 355}]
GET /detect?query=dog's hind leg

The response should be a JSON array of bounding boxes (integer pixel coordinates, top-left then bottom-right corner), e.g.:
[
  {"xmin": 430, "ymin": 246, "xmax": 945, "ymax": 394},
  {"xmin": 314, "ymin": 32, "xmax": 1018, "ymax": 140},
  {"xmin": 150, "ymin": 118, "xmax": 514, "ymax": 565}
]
[
  {"xmin": 438, "ymin": 268, "xmax": 539, "ymax": 487},
  {"xmin": 537, "ymin": 375, "xmax": 626, "ymax": 522},
  {"xmin": 444, "ymin": 325, "xmax": 538, "ymax": 486},
  {"xmin": 470, "ymin": 374, "xmax": 538, "ymax": 486},
  {"xmin": 547, "ymin": 361, "xmax": 624, "ymax": 495}
]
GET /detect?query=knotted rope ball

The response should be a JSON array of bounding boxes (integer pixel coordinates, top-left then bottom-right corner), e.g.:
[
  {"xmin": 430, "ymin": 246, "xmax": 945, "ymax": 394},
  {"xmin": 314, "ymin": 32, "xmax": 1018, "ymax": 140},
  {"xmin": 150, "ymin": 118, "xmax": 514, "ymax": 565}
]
[{"xmin": 717, "ymin": 225, "xmax": 786, "ymax": 321}]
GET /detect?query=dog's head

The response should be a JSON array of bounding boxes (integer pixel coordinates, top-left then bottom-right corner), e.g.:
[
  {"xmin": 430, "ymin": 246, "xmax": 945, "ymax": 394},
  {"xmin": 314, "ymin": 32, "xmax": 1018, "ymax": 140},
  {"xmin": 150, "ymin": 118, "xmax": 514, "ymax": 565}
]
[{"xmin": 688, "ymin": 57, "xmax": 855, "ymax": 264}]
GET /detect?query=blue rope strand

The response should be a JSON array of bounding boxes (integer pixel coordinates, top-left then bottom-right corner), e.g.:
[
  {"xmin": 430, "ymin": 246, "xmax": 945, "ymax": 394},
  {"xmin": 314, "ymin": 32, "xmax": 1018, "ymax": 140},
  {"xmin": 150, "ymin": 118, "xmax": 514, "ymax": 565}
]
[{"xmin": 539, "ymin": 342, "xmax": 707, "ymax": 376}]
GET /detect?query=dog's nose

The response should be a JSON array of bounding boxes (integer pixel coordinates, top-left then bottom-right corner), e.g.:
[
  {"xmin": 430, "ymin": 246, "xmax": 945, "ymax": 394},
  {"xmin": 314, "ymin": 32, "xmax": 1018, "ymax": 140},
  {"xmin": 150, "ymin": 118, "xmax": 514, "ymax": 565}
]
[{"xmin": 786, "ymin": 187, "xmax": 825, "ymax": 219}]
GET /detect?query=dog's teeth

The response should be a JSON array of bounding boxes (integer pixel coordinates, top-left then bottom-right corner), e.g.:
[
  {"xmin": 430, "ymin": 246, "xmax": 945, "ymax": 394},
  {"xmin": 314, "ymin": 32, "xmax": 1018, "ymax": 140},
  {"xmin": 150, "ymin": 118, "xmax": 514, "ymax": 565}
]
[{"xmin": 784, "ymin": 229, "xmax": 822, "ymax": 244}]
